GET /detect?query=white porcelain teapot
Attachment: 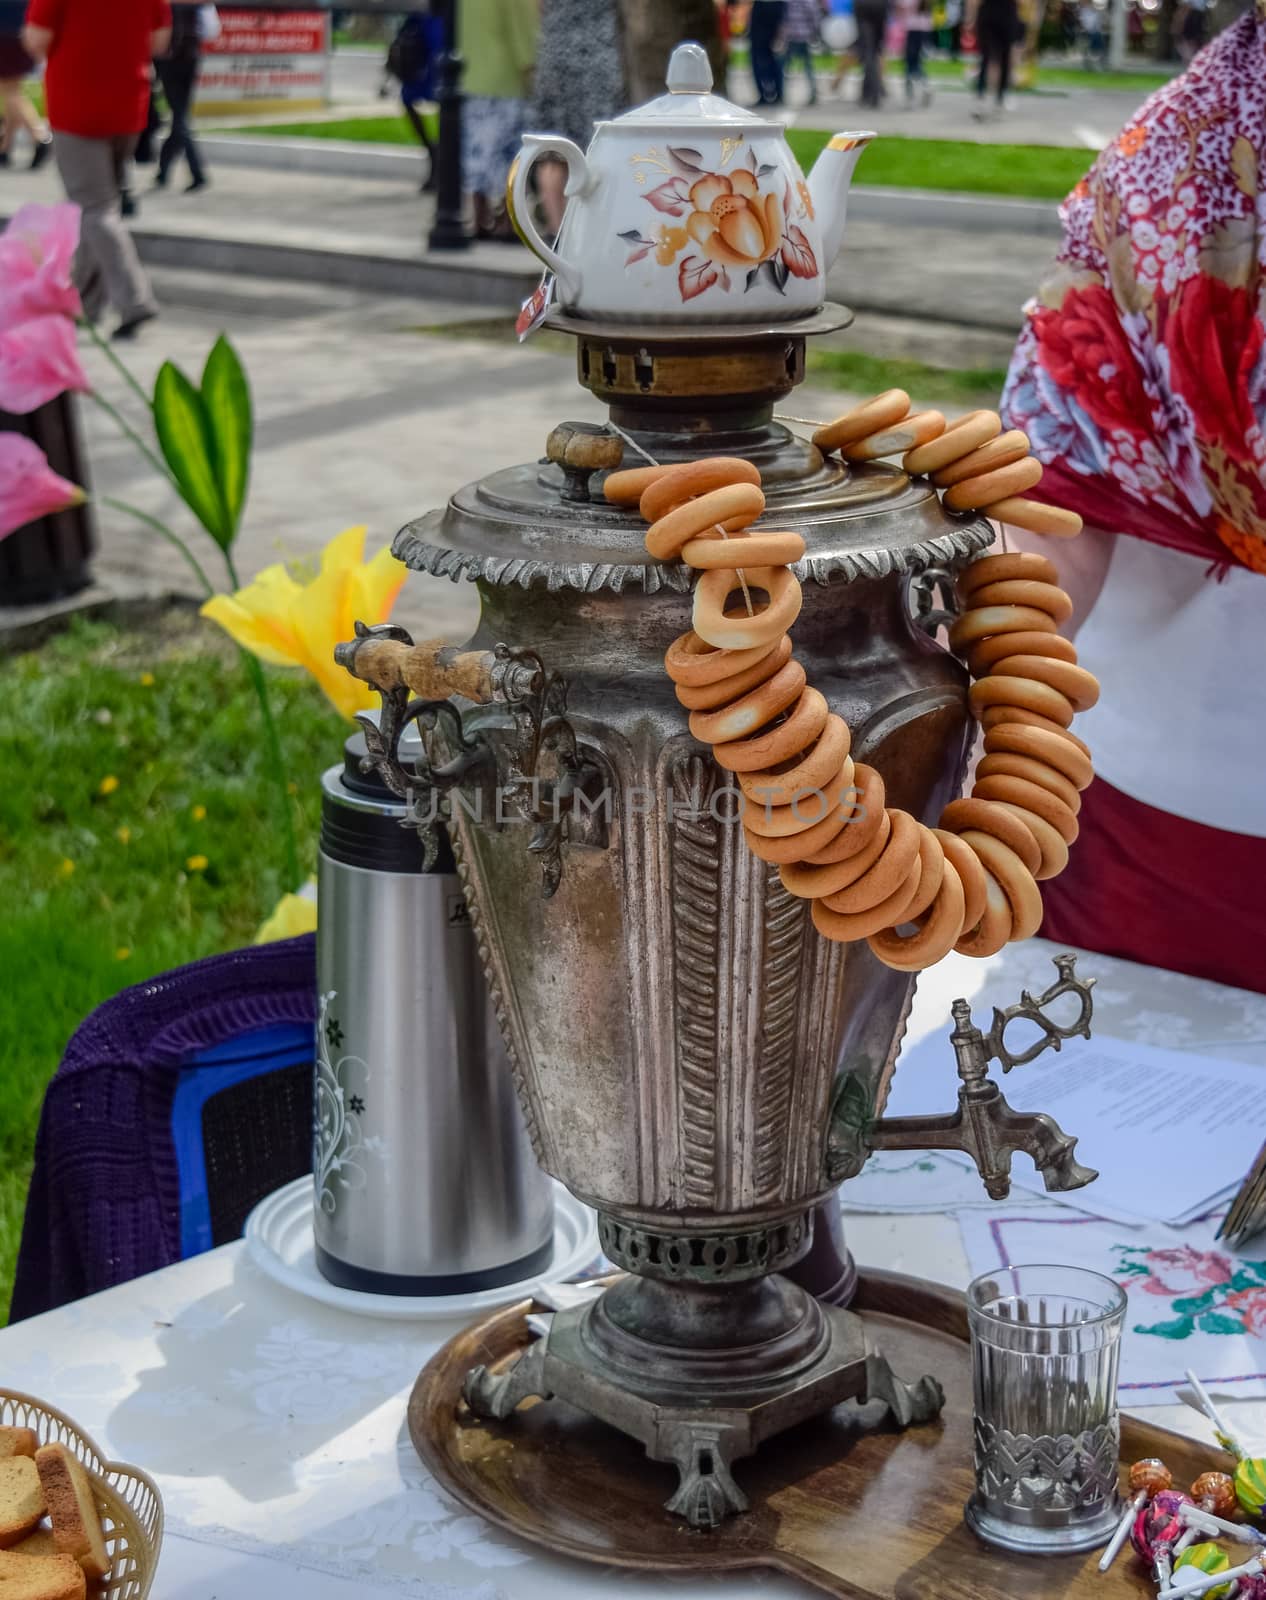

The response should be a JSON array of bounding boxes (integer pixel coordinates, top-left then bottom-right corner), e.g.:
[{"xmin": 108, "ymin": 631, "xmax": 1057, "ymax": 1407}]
[{"xmin": 508, "ymin": 42, "xmax": 875, "ymax": 324}]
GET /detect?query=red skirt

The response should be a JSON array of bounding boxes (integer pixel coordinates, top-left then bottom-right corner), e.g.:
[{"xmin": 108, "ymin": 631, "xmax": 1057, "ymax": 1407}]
[{"xmin": 1039, "ymin": 777, "xmax": 1266, "ymax": 996}]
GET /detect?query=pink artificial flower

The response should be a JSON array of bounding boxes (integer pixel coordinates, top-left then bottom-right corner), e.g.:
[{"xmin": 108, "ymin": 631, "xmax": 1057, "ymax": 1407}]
[
  {"xmin": 0, "ymin": 314, "xmax": 91, "ymax": 413},
  {"xmin": 0, "ymin": 433, "xmax": 85, "ymax": 540},
  {"xmin": 1140, "ymin": 1246, "xmax": 1233, "ymax": 1298},
  {"xmin": 0, "ymin": 203, "xmax": 82, "ymax": 329}
]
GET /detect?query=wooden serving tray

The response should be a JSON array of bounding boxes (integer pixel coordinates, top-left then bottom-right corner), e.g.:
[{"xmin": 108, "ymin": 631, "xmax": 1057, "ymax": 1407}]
[{"xmin": 409, "ymin": 1270, "xmax": 1222, "ymax": 1599}]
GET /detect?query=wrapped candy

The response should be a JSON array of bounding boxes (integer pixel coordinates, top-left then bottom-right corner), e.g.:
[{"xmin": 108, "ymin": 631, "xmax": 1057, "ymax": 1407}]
[
  {"xmin": 1137, "ymin": 1490, "xmax": 1198, "ymax": 1586},
  {"xmin": 1135, "ymin": 1491, "xmax": 1197, "ymax": 1563},
  {"xmin": 1102, "ymin": 1460, "xmax": 1180, "ymax": 1573},
  {"xmin": 1192, "ymin": 1472, "xmax": 1239, "ymax": 1519},
  {"xmin": 1174, "ymin": 1541, "xmax": 1232, "ymax": 1600}
]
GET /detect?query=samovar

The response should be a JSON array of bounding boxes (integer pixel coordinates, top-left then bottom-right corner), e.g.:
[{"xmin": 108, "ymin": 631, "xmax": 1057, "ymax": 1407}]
[{"xmin": 336, "ymin": 302, "xmax": 1098, "ymax": 1528}]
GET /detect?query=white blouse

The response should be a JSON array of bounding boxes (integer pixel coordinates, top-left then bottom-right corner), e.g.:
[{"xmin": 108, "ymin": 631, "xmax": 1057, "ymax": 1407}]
[{"xmin": 1068, "ymin": 535, "xmax": 1266, "ymax": 838}]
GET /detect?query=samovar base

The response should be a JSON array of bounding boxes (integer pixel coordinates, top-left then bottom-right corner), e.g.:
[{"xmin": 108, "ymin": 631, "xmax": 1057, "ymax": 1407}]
[{"xmin": 461, "ymin": 1273, "xmax": 945, "ymax": 1530}]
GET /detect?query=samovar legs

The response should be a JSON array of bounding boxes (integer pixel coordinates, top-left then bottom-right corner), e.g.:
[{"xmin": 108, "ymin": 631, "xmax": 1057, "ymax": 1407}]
[{"xmin": 461, "ymin": 1272, "xmax": 945, "ymax": 1530}]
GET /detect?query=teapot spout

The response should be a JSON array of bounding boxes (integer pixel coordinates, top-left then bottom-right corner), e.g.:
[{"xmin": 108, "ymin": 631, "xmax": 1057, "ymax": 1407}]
[{"xmin": 807, "ymin": 131, "xmax": 876, "ymax": 269}]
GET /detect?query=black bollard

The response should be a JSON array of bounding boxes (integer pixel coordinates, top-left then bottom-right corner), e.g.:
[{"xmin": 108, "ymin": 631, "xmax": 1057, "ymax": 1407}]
[{"xmin": 427, "ymin": 0, "xmax": 469, "ymax": 251}]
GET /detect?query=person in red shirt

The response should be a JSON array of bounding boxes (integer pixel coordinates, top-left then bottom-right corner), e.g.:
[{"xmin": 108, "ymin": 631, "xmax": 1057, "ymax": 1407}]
[{"xmin": 22, "ymin": 0, "xmax": 171, "ymax": 338}]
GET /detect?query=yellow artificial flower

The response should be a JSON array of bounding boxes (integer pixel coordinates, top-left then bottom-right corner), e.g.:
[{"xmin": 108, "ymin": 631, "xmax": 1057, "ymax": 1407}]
[
  {"xmin": 116, "ymin": 826, "xmax": 131, "ymax": 845},
  {"xmin": 191, "ymin": 804, "xmax": 206, "ymax": 821},
  {"xmin": 254, "ymin": 886, "xmax": 318, "ymax": 944},
  {"xmin": 98, "ymin": 775, "xmax": 119, "ymax": 796},
  {"xmin": 199, "ymin": 525, "xmax": 406, "ymax": 720},
  {"xmin": 186, "ymin": 854, "xmax": 209, "ymax": 873}
]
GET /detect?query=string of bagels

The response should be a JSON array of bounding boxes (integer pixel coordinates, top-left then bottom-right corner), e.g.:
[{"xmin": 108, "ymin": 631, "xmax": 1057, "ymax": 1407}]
[{"xmin": 603, "ymin": 390, "xmax": 1096, "ymax": 972}]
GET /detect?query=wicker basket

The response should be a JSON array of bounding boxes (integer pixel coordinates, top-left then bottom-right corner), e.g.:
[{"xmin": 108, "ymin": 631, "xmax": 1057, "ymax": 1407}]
[{"xmin": 0, "ymin": 1391, "xmax": 162, "ymax": 1599}]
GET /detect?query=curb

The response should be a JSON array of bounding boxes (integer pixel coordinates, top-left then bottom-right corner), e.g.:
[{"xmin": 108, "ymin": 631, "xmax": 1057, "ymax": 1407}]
[{"xmin": 0, "ymin": 585, "xmax": 195, "ymax": 653}]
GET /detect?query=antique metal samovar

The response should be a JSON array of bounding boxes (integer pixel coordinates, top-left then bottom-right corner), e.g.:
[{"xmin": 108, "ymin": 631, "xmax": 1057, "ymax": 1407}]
[{"xmin": 336, "ymin": 303, "xmax": 1098, "ymax": 1529}]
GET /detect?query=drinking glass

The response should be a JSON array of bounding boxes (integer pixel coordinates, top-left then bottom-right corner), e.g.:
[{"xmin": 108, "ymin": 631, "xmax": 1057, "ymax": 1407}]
[{"xmin": 966, "ymin": 1264, "xmax": 1126, "ymax": 1553}]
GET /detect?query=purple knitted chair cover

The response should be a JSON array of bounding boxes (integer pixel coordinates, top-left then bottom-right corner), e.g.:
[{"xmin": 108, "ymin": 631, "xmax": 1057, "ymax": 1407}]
[{"xmin": 9, "ymin": 935, "xmax": 316, "ymax": 1324}]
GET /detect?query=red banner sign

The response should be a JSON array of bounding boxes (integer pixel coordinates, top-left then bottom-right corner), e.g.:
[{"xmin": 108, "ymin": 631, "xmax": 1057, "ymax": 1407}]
[{"xmin": 199, "ymin": 8, "xmax": 329, "ymax": 113}]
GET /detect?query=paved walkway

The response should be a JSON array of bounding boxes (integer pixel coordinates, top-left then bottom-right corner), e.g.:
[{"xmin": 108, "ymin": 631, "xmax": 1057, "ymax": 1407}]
[
  {"xmin": 0, "ymin": 156, "xmax": 1058, "ymax": 334},
  {"xmin": 0, "ymin": 271, "xmax": 881, "ymax": 643},
  {"xmin": 0, "ymin": 268, "xmax": 1007, "ymax": 645},
  {"xmin": 324, "ymin": 46, "xmax": 1160, "ymax": 150}
]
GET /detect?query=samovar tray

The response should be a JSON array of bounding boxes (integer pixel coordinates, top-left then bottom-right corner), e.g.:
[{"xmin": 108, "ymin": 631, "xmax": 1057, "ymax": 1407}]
[{"xmin": 408, "ymin": 1269, "xmax": 1224, "ymax": 1599}]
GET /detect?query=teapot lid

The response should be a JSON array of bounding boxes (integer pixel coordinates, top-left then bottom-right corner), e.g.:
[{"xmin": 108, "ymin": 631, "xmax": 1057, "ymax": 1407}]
[{"xmin": 608, "ymin": 41, "xmax": 772, "ymax": 130}]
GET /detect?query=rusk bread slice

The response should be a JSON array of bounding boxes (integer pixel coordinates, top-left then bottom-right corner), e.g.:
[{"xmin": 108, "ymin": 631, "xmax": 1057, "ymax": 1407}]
[
  {"xmin": 0, "ymin": 1461, "xmax": 45, "ymax": 1547},
  {"xmin": 0, "ymin": 1434, "xmax": 35, "ymax": 1464},
  {"xmin": 9, "ymin": 1532, "xmax": 55, "ymax": 1559},
  {"xmin": 31, "ymin": 1450, "xmax": 106, "ymax": 1580},
  {"xmin": 0, "ymin": 1549, "xmax": 86, "ymax": 1599}
]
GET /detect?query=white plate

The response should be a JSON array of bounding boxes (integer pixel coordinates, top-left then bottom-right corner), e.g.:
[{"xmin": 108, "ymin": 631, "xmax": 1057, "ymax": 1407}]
[{"xmin": 244, "ymin": 1177, "xmax": 600, "ymax": 1322}]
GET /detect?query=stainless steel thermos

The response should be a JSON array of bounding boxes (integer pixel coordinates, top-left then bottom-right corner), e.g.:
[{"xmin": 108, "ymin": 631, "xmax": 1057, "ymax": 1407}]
[{"xmin": 314, "ymin": 732, "xmax": 554, "ymax": 1293}]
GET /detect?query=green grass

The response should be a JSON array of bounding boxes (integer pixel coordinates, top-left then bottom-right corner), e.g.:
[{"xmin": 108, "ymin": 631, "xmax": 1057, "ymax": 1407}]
[
  {"xmin": 224, "ymin": 111, "xmax": 435, "ymax": 143},
  {"xmin": 920, "ymin": 57, "xmax": 1173, "ymax": 90},
  {"xmin": 806, "ymin": 347, "xmax": 1008, "ymax": 406},
  {"xmin": 789, "ymin": 128, "xmax": 1094, "ymax": 199},
  {"xmin": 227, "ymin": 113, "xmax": 1093, "ymax": 200},
  {"xmin": 0, "ymin": 614, "xmax": 342, "ymax": 1319}
]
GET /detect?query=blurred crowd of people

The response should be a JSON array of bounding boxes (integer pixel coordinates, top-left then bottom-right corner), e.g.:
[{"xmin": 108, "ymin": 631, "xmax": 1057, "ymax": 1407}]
[{"xmin": 0, "ymin": 1, "xmax": 217, "ymax": 338}]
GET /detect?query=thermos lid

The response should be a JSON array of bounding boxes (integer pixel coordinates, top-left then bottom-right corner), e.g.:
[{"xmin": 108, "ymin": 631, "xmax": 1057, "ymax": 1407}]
[
  {"xmin": 320, "ymin": 731, "xmax": 456, "ymax": 875},
  {"xmin": 339, "ymin": 729, "xmax": 408, "ymax": 798}
]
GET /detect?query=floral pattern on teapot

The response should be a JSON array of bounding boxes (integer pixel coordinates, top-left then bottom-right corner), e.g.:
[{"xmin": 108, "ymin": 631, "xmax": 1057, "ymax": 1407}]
[{"xmin": 618, "ymin": 140, "xmax": 819, "ymax": 306}]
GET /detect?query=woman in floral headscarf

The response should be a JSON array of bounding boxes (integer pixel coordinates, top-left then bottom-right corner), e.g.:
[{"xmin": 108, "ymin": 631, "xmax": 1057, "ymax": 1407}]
[{"xmin": 998, "ymin": 6, "xmax": 1266, "ymax": 996}]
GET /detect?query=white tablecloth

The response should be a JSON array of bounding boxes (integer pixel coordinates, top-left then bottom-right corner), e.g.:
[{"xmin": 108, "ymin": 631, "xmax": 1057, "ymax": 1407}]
[{"xmin": 4, "ymin": 938, "xmax": 1266, "ymax": 1599}]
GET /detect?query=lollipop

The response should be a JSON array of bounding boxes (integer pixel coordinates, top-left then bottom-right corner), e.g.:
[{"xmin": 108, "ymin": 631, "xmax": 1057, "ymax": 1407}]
[
  {"xmin": 1134, "ymin": 1459, "xmax": 1176, "ymax": 1495},
  {"xmin": 1102, "ymin": 1459, "xmax": 1178, "ymax": 1572},
  {"xmin": 1174, "ymin": 1543, "xmax": 1232, "ymax": 1600},
  {"xmin": 1238, "ymin": 1459, "xmax": 1266, "ymax": 1519},
  {"xmin": 1135, "ymin": 1489, "xmax": 1197, "ymax": 1584},
  {"xmin": 1161, "ymin": 1553, "xmax": 1266, "ymax": 1599},
  {"xmin": 1181, "ymin": 1501, "xmax": 1266, "ymax": 1548},
  {"xmin": 1193, "ymin": 1472, "xmax": 1239, "ymax": 1520},
  {"xmin": 1186, "ymin": 1368, "xmax": 1266, "ymax": 1517}
]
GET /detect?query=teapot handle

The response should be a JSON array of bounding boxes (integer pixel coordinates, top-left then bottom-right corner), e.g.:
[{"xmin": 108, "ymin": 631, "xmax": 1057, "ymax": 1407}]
[{"xmin": 508, "ymin": 136, "xmax": 590, "ymax": 304}]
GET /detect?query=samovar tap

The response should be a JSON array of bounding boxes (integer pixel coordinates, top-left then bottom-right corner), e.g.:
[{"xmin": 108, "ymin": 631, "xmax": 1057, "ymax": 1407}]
[{"xmin": 855, "ymin": 954, "xmax": 1099, "ymax": 1199}]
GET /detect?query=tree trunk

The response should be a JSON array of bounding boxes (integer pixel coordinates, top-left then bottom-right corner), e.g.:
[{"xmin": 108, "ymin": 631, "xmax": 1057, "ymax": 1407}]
[{"xmin": 618, "ymin": 0, "xmax": 725, "ymax": 104}]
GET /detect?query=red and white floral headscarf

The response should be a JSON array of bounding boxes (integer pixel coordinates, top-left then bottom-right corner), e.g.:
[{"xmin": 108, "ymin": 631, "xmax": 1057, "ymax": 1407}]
[{"xmin": 1001, "ymin": 9, "xmax": 1266, "ymax": 576}]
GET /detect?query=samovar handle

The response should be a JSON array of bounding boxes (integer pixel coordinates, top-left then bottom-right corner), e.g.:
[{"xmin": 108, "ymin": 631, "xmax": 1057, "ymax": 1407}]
[
  {"xmin": 335, "ymin": 622, "xmax": 541, "ymax": 704},
  {"xmin": 334, "ymin": 623, "xmax": 605, "ymax": 897}
]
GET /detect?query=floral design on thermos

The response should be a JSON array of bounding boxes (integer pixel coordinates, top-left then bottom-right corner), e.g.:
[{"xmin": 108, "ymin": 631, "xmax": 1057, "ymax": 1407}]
[{"xmin": 314, "ymin": 990, "xmax": 378, "ymax": 1215}]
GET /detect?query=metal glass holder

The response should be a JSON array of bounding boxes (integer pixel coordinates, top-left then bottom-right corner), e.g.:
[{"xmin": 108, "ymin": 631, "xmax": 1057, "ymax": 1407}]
[{"xmin": 965, "ymin": 1264, "xmax": 1126, "ymax": 1554}]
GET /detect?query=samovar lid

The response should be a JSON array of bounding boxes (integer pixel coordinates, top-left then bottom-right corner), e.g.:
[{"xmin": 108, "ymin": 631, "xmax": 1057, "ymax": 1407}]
[{"xmin": 394, "ymin": 456, "xmax": 992, "ymax": 597}]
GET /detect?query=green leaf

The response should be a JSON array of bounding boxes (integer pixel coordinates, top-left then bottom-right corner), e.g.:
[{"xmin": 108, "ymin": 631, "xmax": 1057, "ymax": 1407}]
[
  {"xmin": 1197, "ymin": 1311, "xmax": 1245, "ymax": 1336},
  {"xmin": 153, "ymin": 361, "xmax": 230, "ymax": 548},
  {"xmin": 1134, "ymin": 1315, "xmax": 1196, "ymax": 1341},
  {"xmin": 201, "ymin": 336, "xmax": 253, "ymax": 546},
  {"xmin": 1232, "ymin": 1262, "xmax": 1266, "ymax": 1289}
]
